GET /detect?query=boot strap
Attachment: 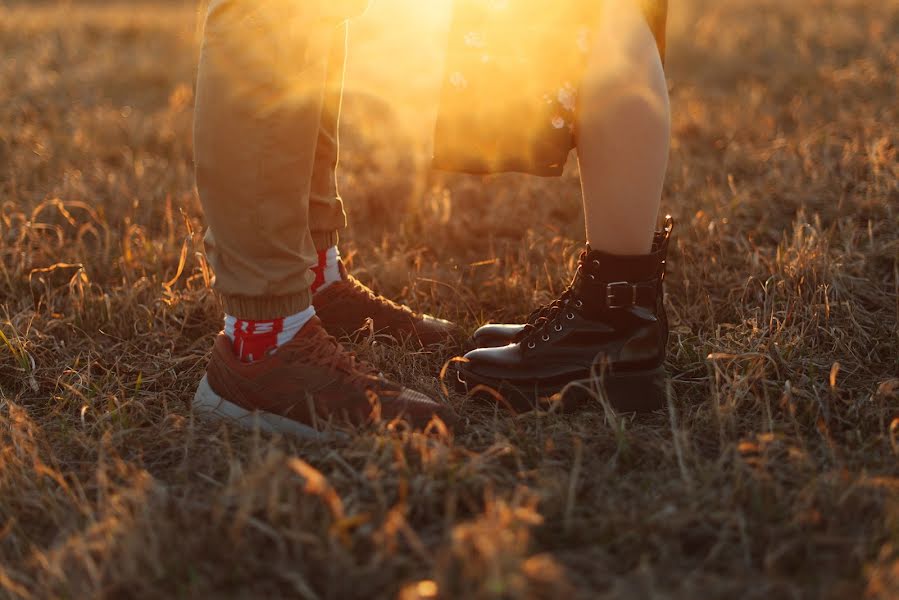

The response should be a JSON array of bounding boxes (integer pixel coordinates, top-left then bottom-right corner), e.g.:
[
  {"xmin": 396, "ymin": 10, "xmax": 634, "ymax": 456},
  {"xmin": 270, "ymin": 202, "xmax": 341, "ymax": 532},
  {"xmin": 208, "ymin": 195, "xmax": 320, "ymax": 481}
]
[{"xmin": 604, "ymin": 280, "xmax": 658, "ymax": 309}]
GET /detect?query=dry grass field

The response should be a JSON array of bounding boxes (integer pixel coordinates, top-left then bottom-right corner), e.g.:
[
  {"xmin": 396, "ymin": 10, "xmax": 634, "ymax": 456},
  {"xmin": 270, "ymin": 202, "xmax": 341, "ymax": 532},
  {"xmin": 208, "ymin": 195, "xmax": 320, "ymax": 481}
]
[{"xmin": 1, "ymin": 0, "xmax": 897, "ymax": 597}]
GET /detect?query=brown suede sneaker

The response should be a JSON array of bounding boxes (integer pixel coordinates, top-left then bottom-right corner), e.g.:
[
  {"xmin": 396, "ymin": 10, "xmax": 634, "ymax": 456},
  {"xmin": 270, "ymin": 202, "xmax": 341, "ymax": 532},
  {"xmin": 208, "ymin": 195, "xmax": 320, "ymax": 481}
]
[
  {"xmin": 313, "ymin": 261, "xmax": 463, "ymax": 348},
  {"xmin": 193, "ymin": 317, "xmax": 456, "ymax": 437}
]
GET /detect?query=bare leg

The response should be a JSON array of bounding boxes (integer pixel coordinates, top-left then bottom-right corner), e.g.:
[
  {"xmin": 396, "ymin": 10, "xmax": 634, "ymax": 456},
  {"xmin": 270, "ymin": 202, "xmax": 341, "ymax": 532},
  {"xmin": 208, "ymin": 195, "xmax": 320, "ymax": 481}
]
[
  {"xmin": 462, "ymin": 2, "xmax": 674, "ymax": 411},
  {"xmin": 577, "ymin": 0, "xmax": 670, "ymax": 255}
]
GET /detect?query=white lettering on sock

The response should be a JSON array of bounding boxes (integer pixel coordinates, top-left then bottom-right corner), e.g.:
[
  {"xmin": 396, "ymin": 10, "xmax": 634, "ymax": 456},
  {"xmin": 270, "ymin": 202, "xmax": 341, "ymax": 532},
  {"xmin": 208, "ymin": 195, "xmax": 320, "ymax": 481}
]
[{"xmin": 254, "ymin": 321, "xmax": 274, "ymax": 334}]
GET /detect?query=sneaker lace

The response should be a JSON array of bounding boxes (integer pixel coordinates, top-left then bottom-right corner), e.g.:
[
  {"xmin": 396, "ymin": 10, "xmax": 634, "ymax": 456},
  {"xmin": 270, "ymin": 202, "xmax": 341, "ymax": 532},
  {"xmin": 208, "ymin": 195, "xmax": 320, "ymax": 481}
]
[
  {"xmin": 290, "ymin": 326, "xmax": 383, "ymax": 390},
  {"xmin": 343, "ymin": 275, "xmax": 418, "ymax": 318}
]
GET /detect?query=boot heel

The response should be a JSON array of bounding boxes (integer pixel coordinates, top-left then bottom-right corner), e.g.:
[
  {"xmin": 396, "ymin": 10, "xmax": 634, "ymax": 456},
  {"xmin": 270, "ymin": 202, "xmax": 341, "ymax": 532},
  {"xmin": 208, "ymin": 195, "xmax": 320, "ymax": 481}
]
[{"xmin": 565, "ymin": 366, "xmax": 667, "ymax": 413}]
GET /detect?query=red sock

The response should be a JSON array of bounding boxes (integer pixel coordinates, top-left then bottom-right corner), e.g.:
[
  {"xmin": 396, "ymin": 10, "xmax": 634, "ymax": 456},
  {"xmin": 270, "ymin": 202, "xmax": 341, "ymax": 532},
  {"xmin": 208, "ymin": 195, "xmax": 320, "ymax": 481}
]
[{"xmin": 224, "ymin": 306, "xmax": 316, "ymax": 362}]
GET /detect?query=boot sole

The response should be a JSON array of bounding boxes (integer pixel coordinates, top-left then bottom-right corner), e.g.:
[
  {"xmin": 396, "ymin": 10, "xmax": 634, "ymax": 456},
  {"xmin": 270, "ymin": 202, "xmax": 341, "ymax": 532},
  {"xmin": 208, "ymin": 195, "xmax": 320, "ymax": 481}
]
[
  {"xmin": 455, "ymin": 366, "xmax": 667, "ymax": 414},
  {"xmin": 193, "ymin": 376, "xmax": 325, "ymax": 439}
]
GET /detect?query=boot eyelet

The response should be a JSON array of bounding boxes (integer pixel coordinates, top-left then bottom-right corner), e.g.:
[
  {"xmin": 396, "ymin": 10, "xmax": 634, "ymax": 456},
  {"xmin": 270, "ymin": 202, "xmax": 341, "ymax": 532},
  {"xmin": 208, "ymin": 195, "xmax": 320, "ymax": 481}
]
[
  {"xmin": 575, "ymin": 300, "xmax": 583, "ymax": 308},
  {"xmin": 542, "ymin": 334, "xmax": 550, "ymax": 341},
  {"xmin": 567, "ymin": 313, "xmax": 575, "ymax": 320},
  {"xmin": 588, "ymin": 274, "xmax": 595, "ymax": 280},
  {"xmin": 554, "ymin": 324, "xmax": 562, "ymax": 331},
  {"xmin": 527, "ymin": 342, "xmax": 536, "ymax": 349},
  {"xmin": 592, "ymin": 259, "xmax": 601, "ymax": 268}
]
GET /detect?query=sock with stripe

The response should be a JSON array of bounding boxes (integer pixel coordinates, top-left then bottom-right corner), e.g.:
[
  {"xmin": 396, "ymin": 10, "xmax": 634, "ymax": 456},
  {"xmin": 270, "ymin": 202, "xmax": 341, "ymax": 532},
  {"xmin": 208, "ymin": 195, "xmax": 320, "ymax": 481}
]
[
  {"xmin": 224, "ymin": 305, "xmax": 316, "ymax": 363},
  {"xmin": 311, "ymin": 245, "xmax": 343, "ymax": 294}
]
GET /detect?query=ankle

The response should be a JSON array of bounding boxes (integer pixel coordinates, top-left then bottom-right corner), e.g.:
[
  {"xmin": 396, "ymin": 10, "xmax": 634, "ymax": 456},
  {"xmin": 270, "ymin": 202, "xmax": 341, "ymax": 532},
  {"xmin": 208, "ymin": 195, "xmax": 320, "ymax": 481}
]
[{"xmin": 584, "ymin": 245, "xmax": 661, "ymax": 281}]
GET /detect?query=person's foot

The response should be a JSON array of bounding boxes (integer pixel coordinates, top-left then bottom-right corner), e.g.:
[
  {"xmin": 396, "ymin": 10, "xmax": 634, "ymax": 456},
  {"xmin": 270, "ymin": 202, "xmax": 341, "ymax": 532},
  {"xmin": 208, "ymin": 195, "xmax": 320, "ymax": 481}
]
[
  {"xmin": 469, "ymin": 219, "xmax": 673, "ymax": 349},
  {"xmin": 456, "ymin": 218, "xmax": 673, "ymax": 413},
  {"xmin": 313, "ymin": 260, "xmax": 463, "ymax": 348},
  {"xmin": 193, "ymin": 316, "xmax": 456, "ymax": 436}
]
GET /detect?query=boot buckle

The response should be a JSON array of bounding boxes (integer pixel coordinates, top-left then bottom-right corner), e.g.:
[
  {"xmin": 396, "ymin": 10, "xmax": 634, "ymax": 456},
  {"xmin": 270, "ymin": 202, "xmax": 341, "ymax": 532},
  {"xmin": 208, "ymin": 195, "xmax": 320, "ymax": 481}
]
[{"xmin": 606, "ymin": 281, "xmax": 637, "ymax": 309}]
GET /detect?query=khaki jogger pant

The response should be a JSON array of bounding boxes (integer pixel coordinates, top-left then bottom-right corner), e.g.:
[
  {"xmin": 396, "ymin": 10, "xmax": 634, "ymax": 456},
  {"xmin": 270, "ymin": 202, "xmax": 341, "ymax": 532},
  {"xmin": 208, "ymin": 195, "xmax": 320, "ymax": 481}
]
[{"xmin": 194, "ymin": 1, "xmax": 367, "ymax": 320}]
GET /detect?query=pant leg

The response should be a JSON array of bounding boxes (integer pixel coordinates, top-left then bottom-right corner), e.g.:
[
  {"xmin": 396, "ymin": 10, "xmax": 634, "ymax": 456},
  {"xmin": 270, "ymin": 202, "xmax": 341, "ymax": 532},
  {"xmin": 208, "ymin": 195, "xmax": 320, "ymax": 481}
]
[
  {"xmin": 194, "ymin": 0, "xmax": 333, "ymax": 320},
  {"xmin": 308, "ymin": 21, "xmax": 349, "ymax": 251}
]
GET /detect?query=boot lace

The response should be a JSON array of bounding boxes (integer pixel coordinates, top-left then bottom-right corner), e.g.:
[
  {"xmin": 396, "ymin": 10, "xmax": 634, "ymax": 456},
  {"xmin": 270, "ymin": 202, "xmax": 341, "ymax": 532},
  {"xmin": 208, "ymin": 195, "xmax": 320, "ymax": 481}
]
[
  {"xmin": 516, "ymin": 223, "xmax": 673, "ymax": 348},
  {"xmin": 513, "ymin": 251, "xmax": 588, "ymax": 343},
  {"xmin": 518, "ymin": 301, "xmax": 581, "ymax": 348}
]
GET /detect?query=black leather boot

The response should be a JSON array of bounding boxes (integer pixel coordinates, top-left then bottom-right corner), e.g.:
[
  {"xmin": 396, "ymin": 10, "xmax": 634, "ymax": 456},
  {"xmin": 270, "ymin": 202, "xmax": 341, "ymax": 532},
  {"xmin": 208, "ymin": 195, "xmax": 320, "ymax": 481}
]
[
  {"xmin": 470, "ymin": 219, "xmax": 673, "ymax": 349},
  {"xmin": 456, "ymin": 218, "xmax": 673, "ymax": 413}
]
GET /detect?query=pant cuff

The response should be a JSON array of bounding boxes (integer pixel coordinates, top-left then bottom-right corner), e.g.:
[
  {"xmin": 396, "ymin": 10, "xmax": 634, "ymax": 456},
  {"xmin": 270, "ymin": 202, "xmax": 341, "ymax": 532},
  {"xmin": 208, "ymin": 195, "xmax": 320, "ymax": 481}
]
[
  {"xmin": 311, "ymin": 230, "xmax": 339, "ymax": 252},
  {"xmin": 220, "ymin": 290, "xmax": 312, "ymax": 321}
]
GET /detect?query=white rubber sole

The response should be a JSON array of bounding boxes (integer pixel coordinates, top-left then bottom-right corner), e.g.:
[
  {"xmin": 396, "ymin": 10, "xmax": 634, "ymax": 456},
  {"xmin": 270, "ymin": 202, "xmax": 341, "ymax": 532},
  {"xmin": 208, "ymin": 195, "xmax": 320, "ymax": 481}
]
[{"xmin": 192, "ymin": 375, "xmax": 325, "ymax": 439}]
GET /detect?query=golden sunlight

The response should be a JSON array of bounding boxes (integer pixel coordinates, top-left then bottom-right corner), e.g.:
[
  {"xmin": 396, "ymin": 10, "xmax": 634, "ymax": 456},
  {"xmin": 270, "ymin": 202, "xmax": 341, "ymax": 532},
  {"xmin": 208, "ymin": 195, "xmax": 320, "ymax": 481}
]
[
  {"xmin": 343, "ymin": 0, "xmax": 669, "ymax": 172},
  {"xmin": 202, "ymin": 0, "xmax": 667, "ymax": 173}
]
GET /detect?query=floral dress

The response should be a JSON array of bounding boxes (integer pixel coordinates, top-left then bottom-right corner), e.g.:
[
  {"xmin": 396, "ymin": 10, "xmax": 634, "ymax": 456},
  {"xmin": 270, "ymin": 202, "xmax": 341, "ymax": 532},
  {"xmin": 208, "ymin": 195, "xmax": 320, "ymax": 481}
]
[{"xmin": 433, "ymin": 0, "xmax": 667, "ymax": 176}]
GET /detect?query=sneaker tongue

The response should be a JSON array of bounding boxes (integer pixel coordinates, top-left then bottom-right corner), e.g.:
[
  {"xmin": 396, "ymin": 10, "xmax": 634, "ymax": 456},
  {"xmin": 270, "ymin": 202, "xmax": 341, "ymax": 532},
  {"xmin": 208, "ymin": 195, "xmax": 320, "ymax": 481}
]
[{"xmin": 296, "ymin": 315, "xmax": 325, "ymax": 338}]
